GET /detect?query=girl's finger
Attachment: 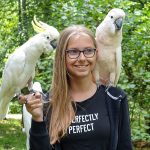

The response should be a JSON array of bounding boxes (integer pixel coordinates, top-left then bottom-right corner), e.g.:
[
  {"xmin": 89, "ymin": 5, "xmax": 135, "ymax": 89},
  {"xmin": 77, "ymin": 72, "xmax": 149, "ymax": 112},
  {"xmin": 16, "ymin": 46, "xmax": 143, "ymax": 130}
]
[
  {"xmin": 26, "ymin": 99, "xmax": 41, "ymax": 105},
  {"xmin": 34, "ymin": 92, "xmax": 41, "ymax": 99},
  {"xmin": 18, "ymin": 95, "xmax": 28, "ymax": 104},
  {"xmin": 30, "ymin": 103, "xmax": 43, "ymax": 111}
]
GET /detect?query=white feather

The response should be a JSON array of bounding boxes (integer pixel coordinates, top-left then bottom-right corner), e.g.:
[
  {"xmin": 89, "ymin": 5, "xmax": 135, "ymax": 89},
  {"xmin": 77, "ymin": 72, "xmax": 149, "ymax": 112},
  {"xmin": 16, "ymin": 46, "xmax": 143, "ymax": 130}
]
[{"xmin": 115, "ymin": 47, "xmax": 122, "ymax": 85}]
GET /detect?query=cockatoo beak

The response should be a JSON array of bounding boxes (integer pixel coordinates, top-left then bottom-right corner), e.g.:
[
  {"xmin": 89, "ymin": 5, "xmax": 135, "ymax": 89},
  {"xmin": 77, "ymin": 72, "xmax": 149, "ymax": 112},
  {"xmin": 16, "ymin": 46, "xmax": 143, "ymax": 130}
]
[
  {"xmin": 115, "ymin": 18, "xmax": 123, "ymax": 30},
  {"xmin": 50, "ymin": 39, "xmax": 57, "ymax": 49},
  {"xmin": 31, "ymin": 16, "xmax": 46, "ymax": 33}
]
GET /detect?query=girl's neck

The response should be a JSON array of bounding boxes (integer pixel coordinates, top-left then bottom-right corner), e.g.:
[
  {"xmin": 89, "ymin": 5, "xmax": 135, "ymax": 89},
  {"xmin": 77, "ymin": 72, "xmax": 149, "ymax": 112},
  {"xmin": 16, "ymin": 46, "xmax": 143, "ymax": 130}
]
[
  {"xmin": 69, "ymin": 76, "xmax": 97, "ymax": 102},
  {"xmin": 70, "ymin": 77, "xmax": 94, "ymax": 91}
]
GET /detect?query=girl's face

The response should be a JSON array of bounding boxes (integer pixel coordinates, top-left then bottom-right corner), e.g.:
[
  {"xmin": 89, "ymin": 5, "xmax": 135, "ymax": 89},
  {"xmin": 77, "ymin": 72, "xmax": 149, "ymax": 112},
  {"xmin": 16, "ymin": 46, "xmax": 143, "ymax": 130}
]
[{"xmin": 65, "ymin": 34, "xmax": 97, "ymax": 79}]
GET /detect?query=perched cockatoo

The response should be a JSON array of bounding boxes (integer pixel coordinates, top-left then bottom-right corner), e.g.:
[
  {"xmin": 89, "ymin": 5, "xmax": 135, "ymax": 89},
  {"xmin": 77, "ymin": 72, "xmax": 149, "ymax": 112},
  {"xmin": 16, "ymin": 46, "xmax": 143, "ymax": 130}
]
[
  {"xmin": 94, "ymin": 8, "xmax": 125, "ymax": 86},
  {"xmin": 0, "ymin": 17, "xmax": 59, "ymax": 119}
]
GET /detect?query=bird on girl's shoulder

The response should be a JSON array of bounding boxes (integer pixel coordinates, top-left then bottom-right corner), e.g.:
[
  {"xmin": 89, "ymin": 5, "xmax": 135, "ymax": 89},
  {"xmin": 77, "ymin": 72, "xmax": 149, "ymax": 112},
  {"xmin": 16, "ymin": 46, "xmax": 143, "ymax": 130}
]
[{"xmin": 94, "ymin": 8, "xmax": 125, "ymax": 87}]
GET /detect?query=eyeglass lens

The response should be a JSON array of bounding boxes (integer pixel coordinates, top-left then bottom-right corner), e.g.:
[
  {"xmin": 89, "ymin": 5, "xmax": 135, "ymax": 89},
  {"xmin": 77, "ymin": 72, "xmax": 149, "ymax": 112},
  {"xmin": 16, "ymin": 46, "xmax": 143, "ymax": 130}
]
[{"xmin": 66, "ymin": 48, "xmax": 96, "ymax": 59}]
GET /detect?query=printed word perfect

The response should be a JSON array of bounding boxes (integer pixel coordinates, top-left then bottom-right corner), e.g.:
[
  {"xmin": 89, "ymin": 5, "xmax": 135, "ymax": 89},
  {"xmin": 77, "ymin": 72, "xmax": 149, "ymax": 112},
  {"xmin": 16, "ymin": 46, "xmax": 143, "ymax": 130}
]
[
  {"xmin": 72, "ymin": 113, "xmax": 98, "ymax": 123},
  {"xmin": 68, "ymin": 113, "xmax": 99, "ymax": 134}
]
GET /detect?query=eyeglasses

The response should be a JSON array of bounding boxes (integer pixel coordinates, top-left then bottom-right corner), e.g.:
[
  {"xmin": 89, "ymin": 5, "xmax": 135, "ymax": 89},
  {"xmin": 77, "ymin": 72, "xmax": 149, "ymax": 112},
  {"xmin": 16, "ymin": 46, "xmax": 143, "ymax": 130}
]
[{"xmin": 66, "ymin": 48, "xmax": 96, "ymax": 59}]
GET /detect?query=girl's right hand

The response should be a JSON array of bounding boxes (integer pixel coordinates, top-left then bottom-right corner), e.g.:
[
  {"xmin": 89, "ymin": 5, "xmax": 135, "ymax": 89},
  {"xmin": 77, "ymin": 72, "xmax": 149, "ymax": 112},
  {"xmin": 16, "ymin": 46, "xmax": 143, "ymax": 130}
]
[{"xmin": 19, "ymin": 92, "xmax": 44, "ymax": 122}]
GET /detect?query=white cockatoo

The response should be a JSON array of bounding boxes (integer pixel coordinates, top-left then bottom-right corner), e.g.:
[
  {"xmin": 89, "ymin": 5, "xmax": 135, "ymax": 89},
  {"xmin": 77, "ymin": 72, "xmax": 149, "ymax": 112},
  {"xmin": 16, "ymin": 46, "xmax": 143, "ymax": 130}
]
[
  {"xmin": 94, "ymin": 8, "xmax": 125, "ymax": 86},
  {"xmin": 0, "ymin": 17, "xmax": 59, "ymax": 119}
]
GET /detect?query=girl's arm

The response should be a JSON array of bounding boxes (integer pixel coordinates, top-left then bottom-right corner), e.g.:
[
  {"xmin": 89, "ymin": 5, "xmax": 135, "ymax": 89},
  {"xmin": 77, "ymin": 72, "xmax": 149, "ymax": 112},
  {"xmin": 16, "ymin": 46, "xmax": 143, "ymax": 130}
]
[{"xmin": 29, "ymin": 119, "xmax": 52, "ymax": 150}]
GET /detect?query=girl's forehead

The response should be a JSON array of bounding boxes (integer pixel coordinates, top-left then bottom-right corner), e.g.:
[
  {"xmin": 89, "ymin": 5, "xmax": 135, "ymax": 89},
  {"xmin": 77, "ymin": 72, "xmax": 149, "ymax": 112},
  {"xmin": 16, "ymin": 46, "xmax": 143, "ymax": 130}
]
[
  {"xmin": 69, "ymin": 33, "xmax": 91, "ymax": 42},
  {"xmin": 67, "ymin": 33, "xmax": 95, "ymax": 48},
  {"xmin": 71, "ymin": 32, "xmax": 90, "ymax": 38}
]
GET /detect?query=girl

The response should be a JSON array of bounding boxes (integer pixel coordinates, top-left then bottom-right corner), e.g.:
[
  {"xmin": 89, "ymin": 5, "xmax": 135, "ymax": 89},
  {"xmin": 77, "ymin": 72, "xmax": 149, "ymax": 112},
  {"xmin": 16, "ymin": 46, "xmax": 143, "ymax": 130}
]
[{"xmin": 19, "ymin": 25, "xmax": 132, "ymax": 150}]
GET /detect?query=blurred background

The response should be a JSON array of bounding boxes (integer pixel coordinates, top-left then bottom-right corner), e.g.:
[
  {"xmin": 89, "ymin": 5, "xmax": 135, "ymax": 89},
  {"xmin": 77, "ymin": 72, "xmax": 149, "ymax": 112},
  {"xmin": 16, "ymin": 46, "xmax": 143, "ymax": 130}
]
[{"xmin": 0, "ymin": 0, "xmax": 149, "ymax": 149}]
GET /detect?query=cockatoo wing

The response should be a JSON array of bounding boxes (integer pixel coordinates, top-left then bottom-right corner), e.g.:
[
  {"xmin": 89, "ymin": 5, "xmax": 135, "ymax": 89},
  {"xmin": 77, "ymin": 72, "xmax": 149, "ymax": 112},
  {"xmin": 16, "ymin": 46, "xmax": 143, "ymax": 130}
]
[
  {"xmin": 2, "ymin": 50, "xmax": 26, "ymax": 94},
  {"xmin": 115, "ymin": 46, "xmax": 122, "ymax": 86},
  {"xmin": 0, "ymin": 50, "xmax": 26, "ymax": 119}
]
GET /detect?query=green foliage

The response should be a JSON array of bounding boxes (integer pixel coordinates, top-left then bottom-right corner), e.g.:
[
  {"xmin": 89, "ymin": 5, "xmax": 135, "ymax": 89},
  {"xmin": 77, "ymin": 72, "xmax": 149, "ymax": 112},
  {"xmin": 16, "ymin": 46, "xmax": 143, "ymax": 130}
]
[
  {"xmin": 34, "ymin": 51, "xmax": 55, "ymax": 91},
  {"xmin": 0, "ymin": 119, "xmax": 26, "ymax": 150},
  {"xmin": 0, "ymin": 1, "xmax": 19, "ymax": 78},
  {"xmin": 0, "ymin": 0, "xmax": 149, "ymax": 145},
  {"xmin": 130, "ymin": 101, "xmax": 150, "ymax": 142},
  {"xmin": 9, "ymin": 100, "xmax": 22, "ymax": 114}
]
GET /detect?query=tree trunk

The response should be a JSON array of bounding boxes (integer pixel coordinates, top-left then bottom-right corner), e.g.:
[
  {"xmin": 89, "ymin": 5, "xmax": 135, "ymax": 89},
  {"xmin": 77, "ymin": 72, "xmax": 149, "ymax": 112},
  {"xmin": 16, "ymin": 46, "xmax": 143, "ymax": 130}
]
[{"xmin": 18, "ymin": 0, "xmax": 28, "ymax": 45}]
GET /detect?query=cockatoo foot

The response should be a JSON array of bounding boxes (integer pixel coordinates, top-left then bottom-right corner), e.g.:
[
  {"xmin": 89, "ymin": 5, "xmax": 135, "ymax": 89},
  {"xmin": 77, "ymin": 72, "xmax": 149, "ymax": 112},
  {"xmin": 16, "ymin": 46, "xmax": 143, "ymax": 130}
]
[{"xmin": 105, "ymin": 81, "xmax": 114, "ymax": 92}]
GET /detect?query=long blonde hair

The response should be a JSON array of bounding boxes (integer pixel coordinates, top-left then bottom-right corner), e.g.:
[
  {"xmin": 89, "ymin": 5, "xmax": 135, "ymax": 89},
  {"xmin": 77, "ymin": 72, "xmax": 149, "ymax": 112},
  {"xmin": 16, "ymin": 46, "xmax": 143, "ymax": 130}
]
[{"xmin": 49, "ymin": 25, "xmax": 96, "ymax": 144}]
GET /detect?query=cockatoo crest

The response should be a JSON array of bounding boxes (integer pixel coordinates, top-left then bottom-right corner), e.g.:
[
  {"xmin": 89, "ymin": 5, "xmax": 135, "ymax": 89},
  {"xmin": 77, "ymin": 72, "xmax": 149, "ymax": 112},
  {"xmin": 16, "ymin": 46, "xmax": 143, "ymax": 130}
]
[{"xmin": 32, "ymin": 16, "xmax": 59, "ymax": 51}]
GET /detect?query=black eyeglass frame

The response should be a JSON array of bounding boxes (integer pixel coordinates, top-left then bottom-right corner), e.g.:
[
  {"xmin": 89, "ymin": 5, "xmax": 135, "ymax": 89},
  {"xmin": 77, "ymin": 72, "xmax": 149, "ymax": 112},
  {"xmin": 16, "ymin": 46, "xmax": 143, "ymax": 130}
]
[{"xmin": 66, "ymin": 48, "xmax": 96, "ymax": 59}]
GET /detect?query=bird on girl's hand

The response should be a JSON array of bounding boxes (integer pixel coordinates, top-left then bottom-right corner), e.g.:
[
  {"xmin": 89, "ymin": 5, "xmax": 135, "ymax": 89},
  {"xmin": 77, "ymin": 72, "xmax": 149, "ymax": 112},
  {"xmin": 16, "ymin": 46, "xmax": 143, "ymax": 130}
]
[
  {"xmin": 0, "ymin": 16, "xmax": 59, "ymax": 119},
  {"xmin": 93, "ymin": 8, "xmax": 125, "ymax": 87}
]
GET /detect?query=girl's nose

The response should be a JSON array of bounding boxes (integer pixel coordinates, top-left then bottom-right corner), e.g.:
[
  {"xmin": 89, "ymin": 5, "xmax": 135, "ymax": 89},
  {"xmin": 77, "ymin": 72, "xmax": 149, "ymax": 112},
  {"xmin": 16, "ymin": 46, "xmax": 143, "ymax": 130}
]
[{"xmin": 78, "ymin": 51, "xmax": 86, "ymax": 61}]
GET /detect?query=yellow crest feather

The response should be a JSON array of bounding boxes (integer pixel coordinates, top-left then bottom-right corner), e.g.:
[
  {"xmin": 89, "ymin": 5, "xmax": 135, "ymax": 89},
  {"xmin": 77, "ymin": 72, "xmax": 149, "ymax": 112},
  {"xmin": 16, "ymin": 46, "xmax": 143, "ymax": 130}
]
[{"xmin": 31, "ymin": 16, "xmax": 46, "ymax": 33}]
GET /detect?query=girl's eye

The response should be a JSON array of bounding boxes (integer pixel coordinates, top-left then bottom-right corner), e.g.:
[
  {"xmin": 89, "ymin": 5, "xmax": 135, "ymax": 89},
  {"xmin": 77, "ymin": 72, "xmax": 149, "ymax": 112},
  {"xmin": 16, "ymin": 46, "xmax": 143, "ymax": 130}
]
[
  {"xmin": 85, "ymin": 48, "xmax": 95, "ymax": 53},
  {"xmin": 86, "ymin": 48, "xmax": 93, "ymax": 52},
  {"xmin": 69, "ymin": 50, "xmax": 79, "ymax": 54}
]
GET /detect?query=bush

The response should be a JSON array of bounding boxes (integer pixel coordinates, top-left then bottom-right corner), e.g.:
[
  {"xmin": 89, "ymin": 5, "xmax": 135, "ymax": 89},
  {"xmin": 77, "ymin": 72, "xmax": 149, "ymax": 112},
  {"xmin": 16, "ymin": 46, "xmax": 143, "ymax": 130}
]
[{"xmin": 9, "ymin": 99, "xmax": 22, "ymax": 114}]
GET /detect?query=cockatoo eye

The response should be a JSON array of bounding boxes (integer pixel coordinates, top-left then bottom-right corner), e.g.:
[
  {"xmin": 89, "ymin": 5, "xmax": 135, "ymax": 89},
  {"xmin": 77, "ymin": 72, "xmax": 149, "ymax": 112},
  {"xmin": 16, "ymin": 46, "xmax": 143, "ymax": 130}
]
[
  {"xmin": 47, "ymin": 36, "xmax": 50, "ymax": 39},
  {"xmin": 111, "ymin": 16, "xmax": 113, "ymax": 19}
]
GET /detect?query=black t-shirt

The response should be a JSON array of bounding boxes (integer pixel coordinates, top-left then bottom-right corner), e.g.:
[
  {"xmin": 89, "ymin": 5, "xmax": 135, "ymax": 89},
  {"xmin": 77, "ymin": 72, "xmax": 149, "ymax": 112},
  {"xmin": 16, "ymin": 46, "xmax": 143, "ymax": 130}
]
[{"xmin": 60, "ymin": 86, "xmax": 110, "ymax": 150}]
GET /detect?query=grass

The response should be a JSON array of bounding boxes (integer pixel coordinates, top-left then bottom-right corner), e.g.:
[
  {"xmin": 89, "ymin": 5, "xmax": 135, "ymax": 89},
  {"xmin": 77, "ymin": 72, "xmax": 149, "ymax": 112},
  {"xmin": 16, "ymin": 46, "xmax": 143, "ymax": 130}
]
[{"xmin": 0, "ymin": 118, "xmax": 26, "ymax": 150}]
